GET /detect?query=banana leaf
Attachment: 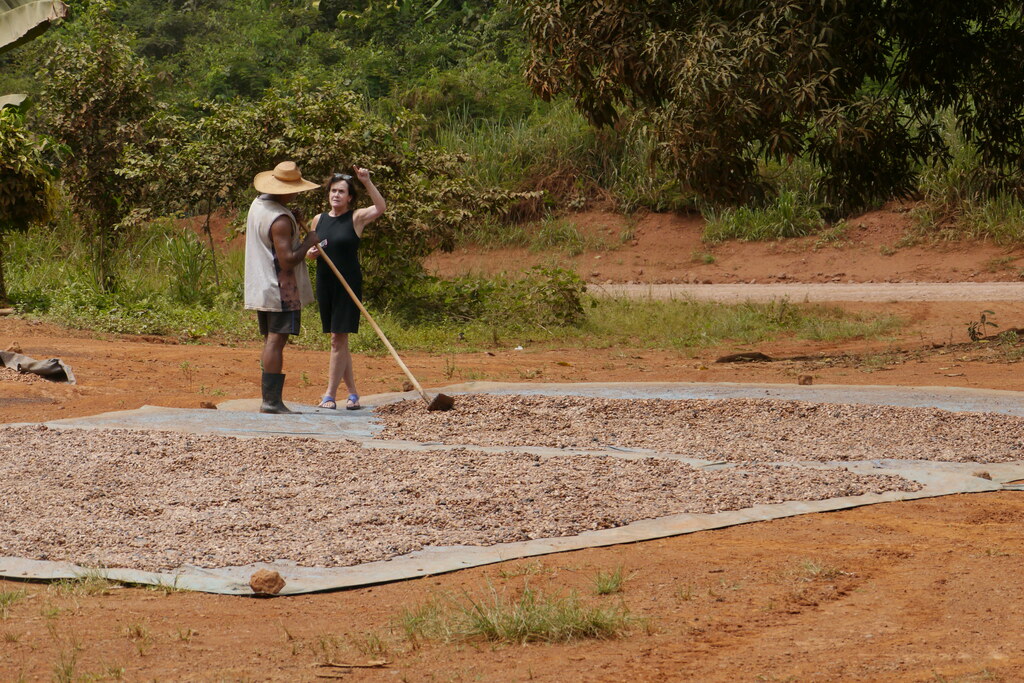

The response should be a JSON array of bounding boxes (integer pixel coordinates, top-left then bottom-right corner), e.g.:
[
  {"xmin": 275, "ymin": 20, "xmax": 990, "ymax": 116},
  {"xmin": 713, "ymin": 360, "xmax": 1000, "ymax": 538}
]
[{"xmin": 1, "ymin": 0, "xmax": 67, "ymax": 55}]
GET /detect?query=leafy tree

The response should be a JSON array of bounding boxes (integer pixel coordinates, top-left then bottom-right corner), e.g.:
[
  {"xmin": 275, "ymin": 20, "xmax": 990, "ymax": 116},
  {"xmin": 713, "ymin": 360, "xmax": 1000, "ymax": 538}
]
[
  {"xmin": 0, "ymin": 108, "xmax": 61, "ymax": 303},
  {"xmin": 521, "ymin": 1, "xmax": 1024, "ymax": 215},
  {"xmin": 0, "ymin": 0, "xmax": 66, "ymax": 302},
  {"xmin": 120, "ymin": 79, "xmax": 528, "ymax": 303},
  {"xmin": 33, "ymin": 2, "xmax": 153, "ymax": 290}
]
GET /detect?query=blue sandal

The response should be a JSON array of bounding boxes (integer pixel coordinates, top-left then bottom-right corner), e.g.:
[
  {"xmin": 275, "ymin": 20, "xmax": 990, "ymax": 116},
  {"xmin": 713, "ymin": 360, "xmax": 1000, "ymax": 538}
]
[
  {"xmin": 318, "ymin": 396, "xmax": 337, "ymax": 410},
  {"xmin": 345, "ymin": 394, "xmax": 361, "ymax": 410}
]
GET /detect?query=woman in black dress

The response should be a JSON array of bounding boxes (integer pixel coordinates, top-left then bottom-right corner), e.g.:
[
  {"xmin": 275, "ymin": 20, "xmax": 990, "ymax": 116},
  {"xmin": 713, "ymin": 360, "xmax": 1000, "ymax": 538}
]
[{"xmin": 307, "ymin": 166, "xmax": 387, "ymax": 409}]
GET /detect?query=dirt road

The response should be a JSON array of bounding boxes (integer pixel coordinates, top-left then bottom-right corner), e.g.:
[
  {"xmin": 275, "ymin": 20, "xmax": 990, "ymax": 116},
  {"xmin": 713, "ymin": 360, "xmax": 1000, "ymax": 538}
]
[{"xmin": 589, "ymin": 281, "xmax": 1024, "ymax": 302}]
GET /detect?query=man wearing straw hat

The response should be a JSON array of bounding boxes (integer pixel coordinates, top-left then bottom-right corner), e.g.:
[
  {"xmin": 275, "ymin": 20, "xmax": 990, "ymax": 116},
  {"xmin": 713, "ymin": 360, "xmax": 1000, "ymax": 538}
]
[{"xmin": 244, "ymin": 160, "xmax": 321, "ymax": 413}]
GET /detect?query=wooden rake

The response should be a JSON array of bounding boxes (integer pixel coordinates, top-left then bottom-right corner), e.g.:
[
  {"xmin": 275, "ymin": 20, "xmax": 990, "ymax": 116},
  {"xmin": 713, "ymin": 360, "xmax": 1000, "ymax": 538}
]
[{"xmin": 316, "ymin": 246, "xmax": 455, "ymax": 412}]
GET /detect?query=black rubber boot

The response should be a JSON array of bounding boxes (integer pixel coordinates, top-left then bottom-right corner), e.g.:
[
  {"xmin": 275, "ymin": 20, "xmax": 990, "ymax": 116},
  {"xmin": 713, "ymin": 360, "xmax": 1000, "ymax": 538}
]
[{"xmin": 259, "ymin": 372, "xmax": 294, "ymax": 414}]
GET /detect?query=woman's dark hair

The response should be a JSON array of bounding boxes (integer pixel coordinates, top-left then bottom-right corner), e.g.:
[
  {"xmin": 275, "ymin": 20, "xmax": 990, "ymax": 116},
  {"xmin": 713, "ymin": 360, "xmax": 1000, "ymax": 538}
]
[{"xmin": 325, "ymin": 172, "xmax": 358, "ymax": 204}]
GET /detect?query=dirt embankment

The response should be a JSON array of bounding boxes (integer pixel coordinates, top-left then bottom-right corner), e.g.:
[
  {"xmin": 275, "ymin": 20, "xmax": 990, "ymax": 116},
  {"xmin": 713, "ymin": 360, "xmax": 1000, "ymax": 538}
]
[{"xmin": 425, "ymin": 203, "xmax": 1024, "ymax": 285}]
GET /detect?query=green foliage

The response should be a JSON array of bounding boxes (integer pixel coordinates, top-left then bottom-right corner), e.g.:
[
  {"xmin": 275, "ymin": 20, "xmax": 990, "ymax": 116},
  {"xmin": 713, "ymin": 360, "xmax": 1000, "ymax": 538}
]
[
  {"xmin": 0, "ymin": 107, "xmax": 57, "ymax": 233},
  {"xmin": 395, "ymin": 265, "xmax": 586, "ymax": 328},
  {"xmin": 967, "ymin": 310, "xmax": 998, "ymax": 342},
  {"xmin": 158, "ymin": 229, "xmax": 213, "ymax": 306},
  {"xmin": 122, "ymin": 79, "xmax": 531, "ymax": 304},
  {"xmin": 530, "ymin": 216, "xmax": 601, "ymax": 256},
  {"xmin": 702, "ymin": 190, "xmax": 825, "ymax": 243},
  {"xmin": 32, "ymin": 1, "xmax": 152, "ymax": 290},
  {"xmin": 400, "ymin": 584, "xmax": 635, "ymax": 644},
  {"xmin": 0, "ymin": 107, "xmax": 59, "ymax": 301},
  {"xmin": 522, "ymin": 1, "xmax": 1024, "ymax": 215},
  {"xmin": 582, "ymin": 298, "xmax": 902, "ymax": 349}
]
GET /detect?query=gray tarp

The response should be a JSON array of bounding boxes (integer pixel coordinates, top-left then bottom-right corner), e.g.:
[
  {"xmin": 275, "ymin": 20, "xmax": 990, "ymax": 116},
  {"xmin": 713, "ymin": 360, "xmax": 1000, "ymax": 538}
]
[{"xmin": 0, "ymin": 350, "xmax": 75, "ymax": 383}]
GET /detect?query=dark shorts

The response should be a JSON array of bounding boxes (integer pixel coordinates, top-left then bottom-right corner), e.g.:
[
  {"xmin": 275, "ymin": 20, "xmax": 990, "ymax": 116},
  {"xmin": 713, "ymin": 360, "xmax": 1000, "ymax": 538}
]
[{"xmin": 257, "ymin": 310, "xmax": 301, "ymax": 336}]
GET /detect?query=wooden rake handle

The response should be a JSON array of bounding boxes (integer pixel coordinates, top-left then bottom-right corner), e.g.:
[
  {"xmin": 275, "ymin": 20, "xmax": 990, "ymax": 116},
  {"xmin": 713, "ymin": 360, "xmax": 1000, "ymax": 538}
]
[{"xmin": 316, "ymin": 248, "xmax": 432, "ymax": 405}]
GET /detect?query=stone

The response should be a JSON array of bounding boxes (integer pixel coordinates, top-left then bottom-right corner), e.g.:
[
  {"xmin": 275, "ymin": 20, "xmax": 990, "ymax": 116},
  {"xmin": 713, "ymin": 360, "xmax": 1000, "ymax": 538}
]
[
  {"xmin": 798, "ymin": 375, "xmax": 813, "ymax": 386},
  {"xmin": 249, "ymin": 569, "xmax": 286, "ymax": 596}
]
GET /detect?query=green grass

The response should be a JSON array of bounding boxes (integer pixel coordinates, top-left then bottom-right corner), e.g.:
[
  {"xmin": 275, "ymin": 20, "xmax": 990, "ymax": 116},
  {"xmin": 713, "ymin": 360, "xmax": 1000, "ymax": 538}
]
[
  {"xmin": 435, "ymin": 100, "xmax": 692, "ymax": 219},
  {"xmin": 400, "ymin": 584, "xmax": 635, "ymax": 645},
  {"xmin": 593, "ymin": 566, "xmax": 628, "ymax": 595},
  {"xmin": 703, "ymin": 190, "xmax": 825, "ymax": 242},
  {"xmin": 580, "ymin": 298, "xmax": 903, "ymax": 349},
  {"xmin": 0, "ymin": 589, "xmax": 27, "ymax": 618},
  {"xmin": 529, "ymin": 215, "xmax": 606, "ymax": 256}
]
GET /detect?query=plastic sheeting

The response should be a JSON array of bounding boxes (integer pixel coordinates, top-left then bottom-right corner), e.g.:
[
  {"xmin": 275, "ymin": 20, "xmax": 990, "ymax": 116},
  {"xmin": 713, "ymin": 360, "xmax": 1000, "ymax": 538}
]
[{"xmin": 3, "ymin": 381, "xmax": 1022, "ymax": 595}]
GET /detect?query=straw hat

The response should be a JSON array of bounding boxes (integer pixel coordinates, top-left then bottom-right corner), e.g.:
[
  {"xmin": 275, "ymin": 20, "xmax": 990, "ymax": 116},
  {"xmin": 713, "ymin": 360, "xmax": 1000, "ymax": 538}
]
[{"xmin": 253, "ymin": 161, "xmax": 320, "ymax": 194}]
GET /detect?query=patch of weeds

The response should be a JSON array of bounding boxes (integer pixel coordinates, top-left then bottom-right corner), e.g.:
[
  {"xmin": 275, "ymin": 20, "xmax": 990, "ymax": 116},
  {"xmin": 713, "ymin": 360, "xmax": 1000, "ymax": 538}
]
[
  {"xmin": 593, "ymin": 566, "xmax": 628, "ymax": 595},
  {"xmin": 0, "ymin": 589, "xmax": 27, "ymax": 618},
  {"xmin": 855, "ymin": 352, "xmax": 903, "ymax": 373},
  {"xmin": 690, "ymin": 250, "xmax": 716, "ymax": 264},
  {"xmin": 300, "ymin": 371, "xmax": 311, "ymax": 387},
  {"xmin": 702, "ymin": 190, "xmax": 824, "ymax": 243},
  {"xmin": 175, "ymin": 627, "xmax": 197, "ymax": 642},
  {"xmin": 530, "ymin": 216, "xmax": 602, "ymax": 256},
  {"xmin": 497, "ymin": 560, "xmax": 550, "ymax": 579},
  {"xmin": 124, "ymin": 622, "xmax": 152, "ymax": 656},
  {"xmin": 794, "ymin": 559, "xmax": 847, "ymax": 582},
  {"xmin": 984, "ymin": 256, "xmax": 1017, "ymax": 272},
  {"xmin": 178, "ymin": 361, "xmax": 195, "ymax": 390},
  {"xmin": 619, "ymin": 219, "xmax": 638, "ymax": 244},
  {"xmin": 350, "ymin": 632, "xmax": 389, "ymax": 658},
  {"xmin": 813, "ymin": 220, "xmax": 850, "ymax": 248},
  {"xmin": 400, "ymin": 583, "xmax": 637, "ymax": 645},
  {"xmin": 41, "ymin": 603, "xmax": 62, "ymax": 619},
  {"xmin": 52, "ymin": 647, "xmax": 80, "ymax": 683},
  {"xmin": 776, "ymin": 559, "xmax": 855, "ymax": 608},
  {"xmin": 3, "ymin": 630, "xmax": 22, "ymax": 643},
  {"xmin": 967, "ymin": 310, "xmax": 998, "ymax": 342},
  {"xmin": 443, "ymin": 355, "xmax": 458, "ymax": 380},
  {"xmin": 983, "ymin": 548, "xmax": 1010, "ymax": 558},
  {"xmin": 986, "ymin": 330, "xmax": 1024, "ymax": 363},
  {"xmin": 55, "ymin": 569, "xmax": 121, "ymax": 597},
  {"xmin": 460, "ymin": 369, "xmax": 492, "ymax": 381},
  {"xmin": 80, "ymin": 664, "xmax": 126, "ymax": 681},
  {"xmin": 674, "ymin": 584, "xmax": 696, "ymax": 601},
  {"xmin": 879, "ymin": 244, "xmax": 896, "ymax": 256}
]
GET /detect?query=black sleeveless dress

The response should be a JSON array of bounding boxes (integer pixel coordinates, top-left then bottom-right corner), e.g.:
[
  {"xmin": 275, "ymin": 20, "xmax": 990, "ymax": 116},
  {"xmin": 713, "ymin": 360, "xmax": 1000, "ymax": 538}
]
[{"xmin": 314, "ymin": 210, "xmax": 361, "ymax": 334}]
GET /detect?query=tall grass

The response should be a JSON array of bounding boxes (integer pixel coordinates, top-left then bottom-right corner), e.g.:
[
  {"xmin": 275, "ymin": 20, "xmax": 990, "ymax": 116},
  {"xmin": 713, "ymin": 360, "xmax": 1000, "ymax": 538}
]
[
  {"xmin": 434, "ymin": 101, "xmax": 692, "ymax": 225},
  {"xmin": 702, "ymin": 190, "xmax": 826, "ymax": 243},
  {"xmin": 400, "ymin": 584, "xmax": 635, "ymax": 645},
  {"xmin": 914, "ymin": 110, "xmax": 1024, "ymax": 244},
  {"xmin": 433, "ymin": 100, "xmax": 597, "ymax": 192}
]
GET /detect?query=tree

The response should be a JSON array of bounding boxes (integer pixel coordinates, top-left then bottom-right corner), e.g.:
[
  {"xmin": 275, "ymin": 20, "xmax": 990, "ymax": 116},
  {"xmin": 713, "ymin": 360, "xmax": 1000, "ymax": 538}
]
[
  {"xmin": 120, "ymin": 78, "xmax": 528, "ymax": 304},
  {"xmin": 0, "ymin": 0, "xmax": 66, "ymax": 303},
  {"xmin": 33, "ymin": 2, "xmax": 152, "ymax": 290},
  {"xmin": 0, "ymin": 108, "xmax": 61, "ymax": 303},
  {"xmin": 521, "ymin": 1, "xmax": 1024, "ymax": 215}
]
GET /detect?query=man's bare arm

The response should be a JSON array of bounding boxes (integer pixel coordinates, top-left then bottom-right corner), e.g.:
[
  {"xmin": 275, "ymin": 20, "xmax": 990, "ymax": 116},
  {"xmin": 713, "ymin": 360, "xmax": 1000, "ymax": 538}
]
[{"xmin": 270, "ymin": 215, "xmax": 319, "ymax": 270}]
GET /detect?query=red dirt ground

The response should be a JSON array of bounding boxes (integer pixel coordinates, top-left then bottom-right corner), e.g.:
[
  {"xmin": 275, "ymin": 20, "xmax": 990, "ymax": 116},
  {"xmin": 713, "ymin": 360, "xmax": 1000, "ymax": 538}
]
[{"xmin": 2, "ymin": 207, "xmax": 1023, "ymax": 681}]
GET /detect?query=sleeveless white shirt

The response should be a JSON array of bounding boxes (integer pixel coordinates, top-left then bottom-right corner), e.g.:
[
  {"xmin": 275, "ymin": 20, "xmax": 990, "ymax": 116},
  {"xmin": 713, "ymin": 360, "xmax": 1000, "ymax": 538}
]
[{"xmin": 243, "ymin": 195, "xmax": 315, "ymax": 311}]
